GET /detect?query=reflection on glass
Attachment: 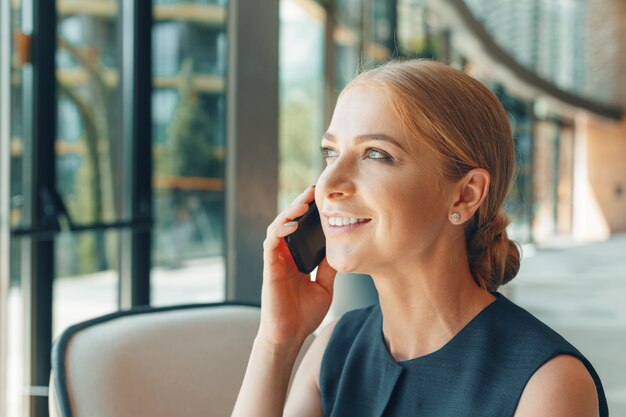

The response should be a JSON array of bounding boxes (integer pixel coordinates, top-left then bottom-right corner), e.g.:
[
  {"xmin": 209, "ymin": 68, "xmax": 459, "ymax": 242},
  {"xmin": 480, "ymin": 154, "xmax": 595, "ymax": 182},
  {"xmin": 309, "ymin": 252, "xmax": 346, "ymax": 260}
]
[
  {"xmin": 396, "ymin": 0, "xmax": 445, "ymax": 60},
  {"xmin": 363, "ymin": 0, "xmax": 393, "ymax": 64},
  {"xmin": 6, "ymin": 1, "xmax": 25, "ymax": 416},
  {"xmin": 53, "ymin": 230, "xmax": 119, "ymax": 337},
  {"xmin": 279, "ymin": 0, "xmax": 326, "ymax": 210},
  {"xmin": 56, "ymin": 0, "xmax": 121, "ymax": 277},
  {"xmin": 6, "ymin": 239, "xmax": 23, "ymax": 417},
  {"xmin": 334, "ymin": 0, "xmax": 361, "ymax": 91},
  {"xmin": 151, "ymin": 0, "xmax": 227, "ymax": 305},
  {"xmin": 9, "ymin": 4, "xmax": 24, "ymax": 231},
  {"xmin": 464, "ymin": 0, "xmax": 591, "ymax": 101}
]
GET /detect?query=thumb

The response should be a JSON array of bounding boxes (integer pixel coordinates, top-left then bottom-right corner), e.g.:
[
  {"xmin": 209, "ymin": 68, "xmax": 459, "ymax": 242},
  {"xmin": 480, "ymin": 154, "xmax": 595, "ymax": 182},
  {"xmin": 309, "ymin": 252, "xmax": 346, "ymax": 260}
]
[{"xmin": 315, "ymin": 257, "xmax": 337, "ymax": 295}]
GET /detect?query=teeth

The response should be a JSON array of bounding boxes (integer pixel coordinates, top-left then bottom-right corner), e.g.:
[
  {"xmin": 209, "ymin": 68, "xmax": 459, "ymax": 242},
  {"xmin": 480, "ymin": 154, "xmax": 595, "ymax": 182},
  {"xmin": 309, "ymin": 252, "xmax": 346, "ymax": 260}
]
[{"xmin": 328, "ymin": 217, "xmax": 369, "ymax": 226}]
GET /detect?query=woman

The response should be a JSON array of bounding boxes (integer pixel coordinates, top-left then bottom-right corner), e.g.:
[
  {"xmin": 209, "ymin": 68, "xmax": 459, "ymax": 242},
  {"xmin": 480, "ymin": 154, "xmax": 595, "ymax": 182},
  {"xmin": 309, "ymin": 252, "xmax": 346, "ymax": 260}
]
[{"xmin": 232, "ymin": 60, "xmax": 608, "ymax": 417}]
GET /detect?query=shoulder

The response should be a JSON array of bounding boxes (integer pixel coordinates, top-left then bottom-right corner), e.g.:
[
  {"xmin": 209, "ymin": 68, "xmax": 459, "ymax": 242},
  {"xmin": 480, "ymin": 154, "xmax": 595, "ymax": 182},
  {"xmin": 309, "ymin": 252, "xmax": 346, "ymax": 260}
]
[
  {"xmin": 310, "ymin": 317, "xmax": 342, "ymax": 388},
  {"xmin": 478, "ymin": 295, "xmax": 603, "ymax": 416},
  {"xmin": 513, "ymin": 354, "xmax": 599, "ymax": 417},
  {"xmin": 488, "ymin": 294, "xmax": 578, "ymax": 351},
  {"xmin": 287, "ymin": 316, "xmax": 342, "ymax": 395},
  {"xmin": 297, "ymin": 305, "xmax": 377, "ymax": 388}
]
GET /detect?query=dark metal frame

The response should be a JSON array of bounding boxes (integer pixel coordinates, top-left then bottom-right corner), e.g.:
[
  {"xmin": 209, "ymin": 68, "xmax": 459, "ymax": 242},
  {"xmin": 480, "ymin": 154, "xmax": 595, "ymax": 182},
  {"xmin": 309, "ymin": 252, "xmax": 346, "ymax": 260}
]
[
  {"xmin": 118, "ymin": 0, "xmax": 153, "ymax": 309},
  {"xmin": 25, "ymin": 0, "xmax": 57, "ymax": 415},
  {"xmin": 7, "ymin": 1, "xmax": 153, "ymax": 416},
  {"xmin": 6, "ymin": 0, "xmax": 372, "ymax": 414}
]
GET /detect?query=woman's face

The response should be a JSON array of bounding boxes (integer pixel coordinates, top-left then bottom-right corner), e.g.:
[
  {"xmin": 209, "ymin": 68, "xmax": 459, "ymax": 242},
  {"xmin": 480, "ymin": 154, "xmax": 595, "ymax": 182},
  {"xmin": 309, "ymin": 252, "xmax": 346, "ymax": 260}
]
[{"xmin": 315, "ymin": 84, "xmax": 454, "ymax": 274}]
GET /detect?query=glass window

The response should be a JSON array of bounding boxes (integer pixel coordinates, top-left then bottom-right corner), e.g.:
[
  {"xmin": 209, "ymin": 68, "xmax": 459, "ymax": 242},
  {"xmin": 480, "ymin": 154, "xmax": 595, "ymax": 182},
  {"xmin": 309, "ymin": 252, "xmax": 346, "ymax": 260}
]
[
  {"xmin": 6, "ymin": 238, "xmax": 24, "ymax": 417},
  {"xmin": 151, "ymin": 0, "xmax": 228, "ymax": 305},
  {"xmin": 53, "ymin": 0, "xmax": 121, "ymax": 333},
  {"xmin": 363, "ymin": 0, "xmax": 393, "ymax": 64},
  {"xmin": 5, "ymin": 1, "xmax": 26, "ymax": 416},
  {"xmin": 396, "ymin": 0, "xmax": 446, "ymax": 60},
  {"xmin": 53, "ymin": 230, "xmax": 119, "ymax": 337},
  {"xmin": 153, "ymin": 22, "xmax": 180, "ymax": 77},
  {"xmin": 57, "ymin": 1, "xmax": 122, "ymax": 226},
  {"xmin": 334, "ymin": 0, "xmax": 361, "ymax": 91},
  {"xmin": 278, "ymin": 0, "xmax": 326, "ymax": 210}
]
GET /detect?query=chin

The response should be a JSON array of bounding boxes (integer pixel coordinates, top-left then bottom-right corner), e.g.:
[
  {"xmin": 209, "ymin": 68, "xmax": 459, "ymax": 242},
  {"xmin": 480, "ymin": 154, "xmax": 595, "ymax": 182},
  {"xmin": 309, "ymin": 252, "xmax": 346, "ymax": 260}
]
[{"xmin": 326, "ymin": 252, "xmax": 363, "ymax": 274}]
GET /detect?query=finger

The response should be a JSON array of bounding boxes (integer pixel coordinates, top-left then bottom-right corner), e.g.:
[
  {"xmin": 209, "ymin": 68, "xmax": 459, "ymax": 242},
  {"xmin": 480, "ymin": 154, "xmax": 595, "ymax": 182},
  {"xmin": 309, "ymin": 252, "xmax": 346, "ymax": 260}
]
[
  {"xmin": 263, "ymin": 228, "xmax": 303, "ymax": 271},
  {"xmin": 263, "ymin": 222, "xmax": 295, "ymax": 258},
  {"xmin": 267, "ymin": 202, "xmax": 310, "ymax": 238},
  {"xmin": 263, "ymin": 203, "xmax": 309, "ymax": 265},
  {"xmin": 264, "ymin": 185, "xmax": 315, "ymax": 265},
  {"xmin": 290, "ymin": 185, "xmax": 316, "ymax": 206},
  {"xmin": 315, "ymin": 257, "xmax": 337, "ymax": 295}
]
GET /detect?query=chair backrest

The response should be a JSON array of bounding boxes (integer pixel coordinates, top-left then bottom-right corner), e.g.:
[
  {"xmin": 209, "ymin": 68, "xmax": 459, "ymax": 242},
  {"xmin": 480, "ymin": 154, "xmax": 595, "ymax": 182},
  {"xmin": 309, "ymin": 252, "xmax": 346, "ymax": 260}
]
[{"xmin": 49, "ymin": 303, "xmax": 314, "ymax": 417}]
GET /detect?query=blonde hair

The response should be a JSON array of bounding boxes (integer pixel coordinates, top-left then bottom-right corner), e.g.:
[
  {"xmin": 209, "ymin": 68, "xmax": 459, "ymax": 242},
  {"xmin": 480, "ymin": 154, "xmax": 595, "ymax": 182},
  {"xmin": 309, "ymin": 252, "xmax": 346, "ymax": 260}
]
[{"xmin": 346, "ymin": 59, "xmax": 520, "ymax": 291}]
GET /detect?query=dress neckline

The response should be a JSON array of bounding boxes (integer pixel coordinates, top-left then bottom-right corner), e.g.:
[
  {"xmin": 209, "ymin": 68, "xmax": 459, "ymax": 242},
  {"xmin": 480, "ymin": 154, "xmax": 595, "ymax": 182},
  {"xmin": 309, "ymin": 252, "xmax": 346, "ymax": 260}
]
[{"xmin": 376, "ymin": 291, "xmax": 503, "ymax": 366}]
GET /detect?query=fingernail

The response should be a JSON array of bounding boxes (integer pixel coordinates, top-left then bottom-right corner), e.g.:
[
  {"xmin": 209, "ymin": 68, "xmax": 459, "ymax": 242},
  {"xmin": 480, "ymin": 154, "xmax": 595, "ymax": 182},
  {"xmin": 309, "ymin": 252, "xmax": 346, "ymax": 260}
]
[
  {"xmin": 290, "ymin": 201, "xmax": 306, "ymax": 207},
  {"xmin": 284, "ymin": 221, "xmax": 298, "ymax": 227}
]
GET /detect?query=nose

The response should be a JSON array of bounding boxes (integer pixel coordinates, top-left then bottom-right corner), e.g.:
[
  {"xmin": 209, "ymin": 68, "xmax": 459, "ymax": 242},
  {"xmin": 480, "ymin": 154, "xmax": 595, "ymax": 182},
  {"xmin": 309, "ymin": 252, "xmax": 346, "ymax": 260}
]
[{"xmin": 316, "ymin": 154, "xmax": 357, "ymax": 200}]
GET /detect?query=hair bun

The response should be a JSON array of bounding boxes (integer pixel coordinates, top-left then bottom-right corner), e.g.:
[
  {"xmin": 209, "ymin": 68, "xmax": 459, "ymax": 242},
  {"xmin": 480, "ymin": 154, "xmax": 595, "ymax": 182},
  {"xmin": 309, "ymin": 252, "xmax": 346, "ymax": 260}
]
[{"xmin": 467, "ymin": 211, "xmax": 521, "ymax": 291}]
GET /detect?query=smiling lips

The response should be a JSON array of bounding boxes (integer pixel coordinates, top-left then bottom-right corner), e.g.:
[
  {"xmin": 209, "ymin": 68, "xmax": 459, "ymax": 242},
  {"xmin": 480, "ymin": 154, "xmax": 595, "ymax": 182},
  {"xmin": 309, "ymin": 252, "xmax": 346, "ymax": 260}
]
[
  {"xmin": 328, "ymin": 217, "xmax": 370, "ymax": 226},
  {"xmin": 325, "ymin": 217, "xmax": 372, "ymax": 235}
]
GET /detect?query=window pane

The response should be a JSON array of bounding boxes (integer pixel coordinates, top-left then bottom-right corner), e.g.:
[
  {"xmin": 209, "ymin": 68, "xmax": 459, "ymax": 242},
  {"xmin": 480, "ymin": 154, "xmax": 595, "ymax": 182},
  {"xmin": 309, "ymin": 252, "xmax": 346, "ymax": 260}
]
[
  {"xmin": 6, "ymin": 239, "xmax": 24, "ymax": 417},
  {"xmin": 279, "ymin": 0, "xmax": 326, "ymax": 210},
  {"xmin": 9, "ymin": 3, "xmax": 24, "ymax": 231},
  {"xmin": 5, "ymin": 1, "xmax": 25, "ymax": 415},
  {"xmin": 363, "ymin": 0, "xmax": 393, "ymax": 64},
  {"xmin": 53, "ymin": 230, "xmax": 119, "ymax": 337},
  {"xmin": 334, "ymin": 0, "xmax": 362, "ymax": 90},
  {"xmin": 151, "ymin": 0, "xmax": 228, "ymax": 305},
  {"xmin": 52, "ymin": 0, "xmax": 122, "ymax": 346},
  {"xmin": 56, "ymin": 1, "xmax": 122, "ymax": 227}
]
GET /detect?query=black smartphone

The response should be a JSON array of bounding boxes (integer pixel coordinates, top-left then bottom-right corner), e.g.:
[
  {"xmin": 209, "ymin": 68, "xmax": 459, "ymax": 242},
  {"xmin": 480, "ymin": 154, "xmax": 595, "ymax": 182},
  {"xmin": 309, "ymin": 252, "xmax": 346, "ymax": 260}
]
[{"xmin": 284, "ymin": 201, "xmax": 326, "ymax": 274}]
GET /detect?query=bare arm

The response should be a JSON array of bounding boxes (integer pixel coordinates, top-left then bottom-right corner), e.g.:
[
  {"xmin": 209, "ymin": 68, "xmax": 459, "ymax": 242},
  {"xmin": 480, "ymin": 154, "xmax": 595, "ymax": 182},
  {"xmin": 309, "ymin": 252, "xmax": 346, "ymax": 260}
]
[
  {"xmin": 513, "ymin": 354, "xmax": 599, "ymax": 417},
  {"xmin": 231, "ymin": 336, "xmax": 306, "ymax": 416},
  {"xmin": 284, "ymin": 319, "xmax": 339, "ymax": 417}
]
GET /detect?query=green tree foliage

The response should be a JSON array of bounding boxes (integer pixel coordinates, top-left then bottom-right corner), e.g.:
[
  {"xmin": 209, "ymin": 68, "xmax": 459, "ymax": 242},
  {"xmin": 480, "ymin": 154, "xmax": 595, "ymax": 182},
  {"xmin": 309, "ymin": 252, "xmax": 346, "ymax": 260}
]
[
  {"xmin": 279, "ymin": 91, "xmax": 322, "ymax": 209},
  {"xmin": 167, "ymin": 59, "xmax": 222, "ymax": 178}
]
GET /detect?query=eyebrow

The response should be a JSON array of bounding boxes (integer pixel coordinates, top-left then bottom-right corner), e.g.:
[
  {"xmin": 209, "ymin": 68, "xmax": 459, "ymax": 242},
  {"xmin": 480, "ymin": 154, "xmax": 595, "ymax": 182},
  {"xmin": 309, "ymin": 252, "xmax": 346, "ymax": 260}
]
[{"xmin": 321, "ymin": 132, "xmax": 407, "ymax": 152}]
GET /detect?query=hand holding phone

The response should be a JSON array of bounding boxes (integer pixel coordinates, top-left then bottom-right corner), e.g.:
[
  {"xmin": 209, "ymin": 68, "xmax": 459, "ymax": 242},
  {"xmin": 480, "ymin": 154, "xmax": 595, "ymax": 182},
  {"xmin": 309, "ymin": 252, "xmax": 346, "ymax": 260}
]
[
  {"xmin": 258, "ymin": 187, "xmax": 336, "ymax": 348},
  {"xmin": 284, "ymin": 201, "xmax": 326, "ymax": 274}
]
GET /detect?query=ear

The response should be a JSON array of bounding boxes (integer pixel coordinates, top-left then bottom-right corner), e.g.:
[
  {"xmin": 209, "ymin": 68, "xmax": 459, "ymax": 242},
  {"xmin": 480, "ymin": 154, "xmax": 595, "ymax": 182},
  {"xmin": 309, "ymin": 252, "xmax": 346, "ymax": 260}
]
[{"xmin": 448, "ymin": 168, "xmax": 490, "ymax": 224}]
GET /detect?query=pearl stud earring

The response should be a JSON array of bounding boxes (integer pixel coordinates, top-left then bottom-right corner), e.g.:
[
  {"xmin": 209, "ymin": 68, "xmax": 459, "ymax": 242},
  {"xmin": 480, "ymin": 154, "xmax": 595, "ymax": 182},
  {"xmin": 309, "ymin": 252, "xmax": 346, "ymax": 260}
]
[{"xmin": 450, "ymin": 213, "xmax": 461, "ymax": 223}]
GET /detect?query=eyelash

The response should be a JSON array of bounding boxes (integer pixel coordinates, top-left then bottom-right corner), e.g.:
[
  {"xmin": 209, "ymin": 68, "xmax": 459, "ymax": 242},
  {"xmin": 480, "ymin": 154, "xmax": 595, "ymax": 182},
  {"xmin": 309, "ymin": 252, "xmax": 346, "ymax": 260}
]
[{"xmin": 320, "ymin": 146, "xmax": 393, "ymax": 162}]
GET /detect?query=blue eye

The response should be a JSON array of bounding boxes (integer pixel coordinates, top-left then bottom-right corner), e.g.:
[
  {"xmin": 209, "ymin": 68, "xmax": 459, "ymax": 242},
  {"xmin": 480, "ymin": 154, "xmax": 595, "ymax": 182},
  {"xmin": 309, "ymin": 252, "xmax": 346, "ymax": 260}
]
[
  {"xmin": 320, "ymin": 146, "xmax": 393, "ymax": 162},
  {"xmin": 366, "ymin": 148, "xmax": 392, "ymax": 161},
  {"xmin": 321, "ymin": 147, "xmax": 338, "ymax": 159}
]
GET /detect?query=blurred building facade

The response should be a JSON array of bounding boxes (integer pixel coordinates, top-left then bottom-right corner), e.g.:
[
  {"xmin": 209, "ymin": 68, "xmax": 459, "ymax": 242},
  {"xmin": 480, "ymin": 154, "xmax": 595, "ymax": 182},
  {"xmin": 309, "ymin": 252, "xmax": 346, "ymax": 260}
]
[
  {"xmin": 1, "ymin": 0, "xmax": 625, "ymax": 417},
  {"xmin": 393, "ymin": 0, "xmax": 626, "ymax": 244}
]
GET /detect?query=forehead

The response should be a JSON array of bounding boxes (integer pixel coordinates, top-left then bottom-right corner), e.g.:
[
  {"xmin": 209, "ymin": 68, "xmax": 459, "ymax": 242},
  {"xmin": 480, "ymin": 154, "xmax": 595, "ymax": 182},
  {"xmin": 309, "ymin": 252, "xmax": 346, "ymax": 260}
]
[{"xmin": 326, "ymin": 85, "xmax": 408, "ymax": 143}]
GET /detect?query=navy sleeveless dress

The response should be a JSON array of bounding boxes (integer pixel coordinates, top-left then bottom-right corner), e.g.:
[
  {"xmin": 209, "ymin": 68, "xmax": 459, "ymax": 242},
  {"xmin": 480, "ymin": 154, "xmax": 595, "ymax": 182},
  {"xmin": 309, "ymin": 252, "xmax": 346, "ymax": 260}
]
[{"xmin": 320, "ymin": 292, "xmax": 608, "ymax": 417}]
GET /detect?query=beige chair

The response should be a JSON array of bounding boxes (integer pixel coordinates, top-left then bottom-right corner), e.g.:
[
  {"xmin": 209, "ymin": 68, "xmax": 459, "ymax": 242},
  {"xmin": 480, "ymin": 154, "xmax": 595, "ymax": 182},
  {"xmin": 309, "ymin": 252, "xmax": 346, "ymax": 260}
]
[{"xmin": 49, "ymin": 302, "xmax": 314, "ymax": 417}]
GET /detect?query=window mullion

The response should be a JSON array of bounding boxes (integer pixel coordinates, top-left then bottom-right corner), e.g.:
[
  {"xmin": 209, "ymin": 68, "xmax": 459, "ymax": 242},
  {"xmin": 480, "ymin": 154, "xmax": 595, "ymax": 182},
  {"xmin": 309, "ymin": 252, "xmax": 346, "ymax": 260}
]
[{"xmin": 118, "ymin": 0, "xmax": 153, "ymax": 309}]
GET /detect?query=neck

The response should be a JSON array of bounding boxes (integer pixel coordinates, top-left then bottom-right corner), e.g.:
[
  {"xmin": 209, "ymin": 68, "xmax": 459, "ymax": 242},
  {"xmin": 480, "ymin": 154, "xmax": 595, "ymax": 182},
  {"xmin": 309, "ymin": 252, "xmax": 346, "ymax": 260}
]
[{"xmin": 370, "ymin": 246, "xmax": 496, "ymax": 362}]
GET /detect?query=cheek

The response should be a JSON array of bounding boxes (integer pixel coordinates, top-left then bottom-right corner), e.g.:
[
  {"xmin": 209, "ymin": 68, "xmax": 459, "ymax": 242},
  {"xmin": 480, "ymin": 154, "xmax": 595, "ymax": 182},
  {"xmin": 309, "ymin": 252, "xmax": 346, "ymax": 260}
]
[{"xmin": 379, "ymin": 187, "xmax": 444, "ymax": 242}]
